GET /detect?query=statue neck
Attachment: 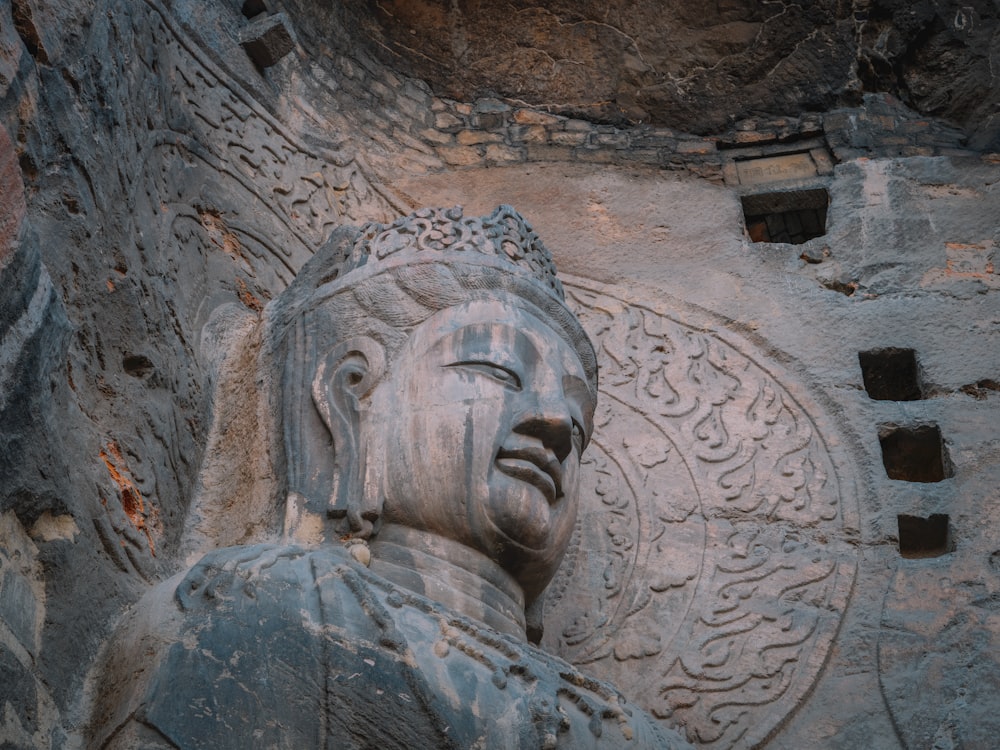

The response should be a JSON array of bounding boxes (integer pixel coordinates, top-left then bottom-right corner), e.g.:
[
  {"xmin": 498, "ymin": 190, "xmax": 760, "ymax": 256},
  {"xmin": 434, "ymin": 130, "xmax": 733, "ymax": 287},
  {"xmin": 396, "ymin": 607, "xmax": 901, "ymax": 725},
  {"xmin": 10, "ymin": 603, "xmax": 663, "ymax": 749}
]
[{"xmin": 368, "ymin": 524, "xmax": 527, "ymax": 640}]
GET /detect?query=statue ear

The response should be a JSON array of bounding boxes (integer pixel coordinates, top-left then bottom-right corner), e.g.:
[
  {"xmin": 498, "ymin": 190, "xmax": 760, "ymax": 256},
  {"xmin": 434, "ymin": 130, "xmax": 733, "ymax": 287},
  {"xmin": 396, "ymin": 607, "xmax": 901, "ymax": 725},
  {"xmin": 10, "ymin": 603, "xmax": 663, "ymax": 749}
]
[{"xmin": 311, "ymin": 336, "xmax": 386, "ymax": 538}]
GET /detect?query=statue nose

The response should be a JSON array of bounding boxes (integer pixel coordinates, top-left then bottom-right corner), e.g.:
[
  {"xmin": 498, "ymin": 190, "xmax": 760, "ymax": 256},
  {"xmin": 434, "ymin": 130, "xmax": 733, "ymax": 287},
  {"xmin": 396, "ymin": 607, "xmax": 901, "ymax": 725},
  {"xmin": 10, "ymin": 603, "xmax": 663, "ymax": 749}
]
[{"xmin": 513, "ymin": 399, "xmax": 575, "ymax": 463}]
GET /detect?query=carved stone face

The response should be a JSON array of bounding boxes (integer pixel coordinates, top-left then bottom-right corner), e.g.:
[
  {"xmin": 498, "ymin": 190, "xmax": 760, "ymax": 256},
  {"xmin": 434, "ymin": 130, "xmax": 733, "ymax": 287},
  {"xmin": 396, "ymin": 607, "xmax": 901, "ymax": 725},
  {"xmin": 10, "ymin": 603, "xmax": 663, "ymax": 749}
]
[{"xmin": 365, "ymin": 298, "xmax": 596, "ymax": 596}]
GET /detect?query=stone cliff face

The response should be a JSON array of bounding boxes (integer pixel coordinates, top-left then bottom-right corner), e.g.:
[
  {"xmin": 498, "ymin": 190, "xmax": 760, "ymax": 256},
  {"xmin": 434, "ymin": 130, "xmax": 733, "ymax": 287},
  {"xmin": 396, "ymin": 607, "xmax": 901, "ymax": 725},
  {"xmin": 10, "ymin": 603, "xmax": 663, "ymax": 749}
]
[
  {"xmin": 347, "ymin": 0, "xmax": 1000, "ymax": 149},
  {"xmin": 1, "ymin": 1, "xmax": 998, "ymax": 749}
]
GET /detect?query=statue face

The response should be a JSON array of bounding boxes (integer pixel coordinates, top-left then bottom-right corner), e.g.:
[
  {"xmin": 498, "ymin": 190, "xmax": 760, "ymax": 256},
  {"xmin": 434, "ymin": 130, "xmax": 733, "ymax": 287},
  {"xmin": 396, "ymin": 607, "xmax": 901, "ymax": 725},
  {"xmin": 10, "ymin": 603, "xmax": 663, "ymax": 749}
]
[{"xmin": 365, "ymin": 299, "xmax": 595, "ymax": 594}]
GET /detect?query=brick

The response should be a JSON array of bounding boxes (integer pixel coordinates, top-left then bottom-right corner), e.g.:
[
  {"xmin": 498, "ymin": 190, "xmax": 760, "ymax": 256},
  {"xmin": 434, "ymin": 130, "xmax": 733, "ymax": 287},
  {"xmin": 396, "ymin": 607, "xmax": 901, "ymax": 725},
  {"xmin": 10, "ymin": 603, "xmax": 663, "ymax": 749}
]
[
  {"xmin": 732, "ymin": 130, "xmax": 774, "ymax": 145},
  {"xmin": 832, "ymin": 146, "xmax": 867, "ymax": 161},
  {"xmin": 513, "ymin": 109, "xmax": 561, "ymax": 126},
  {"xmin": 900, "ymin": 120, "xmax": 931, "ymax": 134},
  {"xmin": 550, "ymin": 130, "xmax": 588, "ymax": 146},
  {"xmin": 647, "ymin": 126, "xmax": 677, "ymax": 138},
  {"xmin": 484, "ymin": 143, "xmax": 524, "ymax": 163},
  {"xmin": 596, "ymin": 132, "xmax": 630, "ymax": 148},
  {"xmin": 418, "ymin": 128, "xmax": 454, "ymax": 145},
  {"xmin": 403, "ymin": 79, "xmax": 431, "ymax": 100},
  {"xmin": 473, "ymin": 98, "xmax": 511, "ymax": 113},
  {"xmin": 722, "ymin": 161, "xmax": 740, "ymax": 185},
  {"xmin": 471, "ymin": 113, "xmax": 506, "ymax": 129},
  {"xmin": 631, "ymin": 135, "xmax": 676, "ymax": 150},
  {"xmin": 437, "ymin": 145, "xmax": 483, "ymax": 166},
  {"xmin": 456, "ymin": 129, "xmax": 503, "ymax": 146},
  {"xmin": 434, "ymin": 112, "xmax": 463, "ymax": 130},
  {"xmin": 676, "ymin": 139, "xmax": 717, "ymax": 154},
  {"xmin": 563, "ymin": 119, "xmax": 593, "ymax": 132},
  {"xmin": 395, "ymin": 96, "xmax": 432, "ymax": 126},
  {"xmin": 615, "ymin": 148, "xmax": 660, "ymax": 164},
  {"xmin": 810, "ymin": 148, "xmax": 835, "ymax": 175},
  {"xmin": 508, "ymin": 125, "xmax": 547, "ymax": 144}
]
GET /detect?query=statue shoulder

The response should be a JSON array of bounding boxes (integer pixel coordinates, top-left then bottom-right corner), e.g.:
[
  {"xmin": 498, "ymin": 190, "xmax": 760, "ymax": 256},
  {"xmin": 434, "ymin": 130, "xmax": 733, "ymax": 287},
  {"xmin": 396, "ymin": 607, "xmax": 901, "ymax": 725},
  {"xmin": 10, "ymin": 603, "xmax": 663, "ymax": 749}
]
[
  {"xmin": 171, "ymin": 542, "xmax": 343, "ymax": 612},
  {"xmin": 89, "ymin": 543, "xmax": 363, "ymax": 750}
]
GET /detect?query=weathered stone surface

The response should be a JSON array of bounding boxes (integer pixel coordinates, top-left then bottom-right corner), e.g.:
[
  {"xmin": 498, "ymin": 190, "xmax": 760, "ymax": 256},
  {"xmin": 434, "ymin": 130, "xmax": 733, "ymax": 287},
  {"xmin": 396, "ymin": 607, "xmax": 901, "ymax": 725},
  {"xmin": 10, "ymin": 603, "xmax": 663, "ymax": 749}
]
[
  {"xmin": 393, "ymin": 158, "xmax": 1000, "ymax": 748},
  {"xmin": 1, "ymin": 0, "xmax": 998, "ymax": 747},
  {"xmin": 2, "ymin": 0, "xmax": 399, "ymax": 741},
  {"xmin": 341, "ymin": 0, "xmax": 1000, "ymax": 148}
]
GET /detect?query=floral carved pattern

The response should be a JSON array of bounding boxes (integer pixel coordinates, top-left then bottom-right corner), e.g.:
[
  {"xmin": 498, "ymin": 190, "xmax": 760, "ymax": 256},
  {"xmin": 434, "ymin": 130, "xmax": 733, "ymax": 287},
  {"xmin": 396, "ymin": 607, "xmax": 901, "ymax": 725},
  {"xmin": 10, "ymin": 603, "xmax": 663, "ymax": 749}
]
[{"xmin": 543, "ymin": 280, "xmax": 858, "ymax": 749}]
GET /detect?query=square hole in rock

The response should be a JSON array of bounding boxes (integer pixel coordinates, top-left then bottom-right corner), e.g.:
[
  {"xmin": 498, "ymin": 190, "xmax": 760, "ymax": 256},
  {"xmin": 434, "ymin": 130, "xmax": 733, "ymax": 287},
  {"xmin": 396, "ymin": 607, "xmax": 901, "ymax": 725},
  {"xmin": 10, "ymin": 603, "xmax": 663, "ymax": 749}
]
[
  {"xmin": 859, "ymin": 347, "xmax": 922, "ymax": 400},
  {"xmin": 242, "ymin": 0, "xmax": 268, "ymax": 17},
  {"xmin": 898, "ymin": 513, "xmax": 952, "ymax": 558},
  {"xmin": 742, "ymin": 187, "xmax": 829, "ymax": 244},
  {"xmin": 879, "ymin": 423, "xmax": 953, "ymax": 482}
]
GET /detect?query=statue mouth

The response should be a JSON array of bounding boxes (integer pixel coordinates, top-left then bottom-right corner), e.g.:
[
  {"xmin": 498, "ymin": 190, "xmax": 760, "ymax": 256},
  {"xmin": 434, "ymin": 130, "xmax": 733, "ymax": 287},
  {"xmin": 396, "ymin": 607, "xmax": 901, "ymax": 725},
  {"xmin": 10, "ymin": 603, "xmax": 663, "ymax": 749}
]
[{"xmin": 495, "ymin": 446, "xmax": 563, "ymax": 503}]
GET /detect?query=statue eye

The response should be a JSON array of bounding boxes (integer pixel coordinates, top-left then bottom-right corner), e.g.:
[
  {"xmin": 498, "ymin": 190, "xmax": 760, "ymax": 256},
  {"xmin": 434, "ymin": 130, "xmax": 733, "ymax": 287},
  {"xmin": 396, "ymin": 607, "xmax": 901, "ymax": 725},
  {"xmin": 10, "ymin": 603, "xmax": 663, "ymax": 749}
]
[{"xmin": 449, "ymin": 361, "xmax": 522, "ymax": 389}]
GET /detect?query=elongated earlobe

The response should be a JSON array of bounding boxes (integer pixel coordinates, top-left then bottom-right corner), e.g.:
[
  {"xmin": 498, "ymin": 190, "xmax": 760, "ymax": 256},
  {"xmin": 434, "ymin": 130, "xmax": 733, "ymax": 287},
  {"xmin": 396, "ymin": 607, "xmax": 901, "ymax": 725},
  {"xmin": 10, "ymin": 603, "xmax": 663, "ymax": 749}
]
[{"xmin": 311, "ymin": 336, "xmax": 386, "ymax": 538}]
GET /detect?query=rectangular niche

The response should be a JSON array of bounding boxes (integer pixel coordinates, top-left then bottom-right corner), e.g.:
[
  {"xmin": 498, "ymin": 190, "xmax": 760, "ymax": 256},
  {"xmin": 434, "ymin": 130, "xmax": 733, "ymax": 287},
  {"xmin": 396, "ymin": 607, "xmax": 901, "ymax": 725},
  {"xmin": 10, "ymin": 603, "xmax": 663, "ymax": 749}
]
[
  {"xmin": 859, "ymin": 347, "xmax": 923, "ymax": 401},
  {"xmin": 898, "ymin": 513, "xmax": 952, "ymax": 558},
  {"xmin": 879, "ymin": 423, "xmax": 953, "ymax": 483},
  {"xmin": 742, "ymin": 187, "xmax": 829, "ymax": 244}
]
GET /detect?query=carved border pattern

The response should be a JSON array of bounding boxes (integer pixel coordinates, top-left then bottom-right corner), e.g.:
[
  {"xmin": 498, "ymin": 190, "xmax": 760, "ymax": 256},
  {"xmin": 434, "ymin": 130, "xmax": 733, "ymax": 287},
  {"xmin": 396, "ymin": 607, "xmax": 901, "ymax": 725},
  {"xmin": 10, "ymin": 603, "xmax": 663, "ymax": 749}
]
[
  {"xmin": 544, "ymin": 280, "xmax": 858, "ymax": 749},
  {"xmin": 134, "ymin": 0, "xmax": 405, "ymax": 297}
]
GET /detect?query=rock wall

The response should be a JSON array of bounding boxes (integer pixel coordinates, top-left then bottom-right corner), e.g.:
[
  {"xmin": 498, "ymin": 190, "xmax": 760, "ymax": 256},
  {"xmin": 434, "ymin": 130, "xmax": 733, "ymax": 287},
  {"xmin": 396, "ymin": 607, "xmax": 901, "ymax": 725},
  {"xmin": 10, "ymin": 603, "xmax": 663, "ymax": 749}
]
[
  {"xmin": 1, "ymin": 0, "xmax": 400, "ymax": 743},
  {"xmin": 348, "ymin": 0, "xmax": 1000, "ymax": 150},
  {"xmin": 1, "ymin": 1, "xmax": 998, "ymax": 748}
]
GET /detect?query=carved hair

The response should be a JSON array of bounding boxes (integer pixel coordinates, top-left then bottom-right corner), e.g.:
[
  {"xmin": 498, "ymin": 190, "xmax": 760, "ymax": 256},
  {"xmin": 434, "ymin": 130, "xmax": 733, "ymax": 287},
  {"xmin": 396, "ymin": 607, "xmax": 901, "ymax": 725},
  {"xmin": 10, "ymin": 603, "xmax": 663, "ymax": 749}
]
[{"xmin": 265, "ymin": 207, "xmax": 597, "ymax": 541}]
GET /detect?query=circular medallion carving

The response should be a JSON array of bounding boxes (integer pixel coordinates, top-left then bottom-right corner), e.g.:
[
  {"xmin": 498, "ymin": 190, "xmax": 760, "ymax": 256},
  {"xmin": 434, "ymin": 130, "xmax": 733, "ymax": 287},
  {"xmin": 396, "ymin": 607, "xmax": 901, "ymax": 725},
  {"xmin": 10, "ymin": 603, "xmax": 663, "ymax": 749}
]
[{"xmin": 544, "ymin": 278, "xmax": 859, "ymax": 748}]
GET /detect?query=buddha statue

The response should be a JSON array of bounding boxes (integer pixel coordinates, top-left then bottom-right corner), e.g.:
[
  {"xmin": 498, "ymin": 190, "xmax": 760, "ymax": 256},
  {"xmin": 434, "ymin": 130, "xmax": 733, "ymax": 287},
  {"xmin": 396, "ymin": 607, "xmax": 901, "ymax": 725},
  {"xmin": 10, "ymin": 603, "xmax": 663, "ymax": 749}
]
[{"xmin": 88, "ymin": 206, "xmax": 692, "ymax": 749}]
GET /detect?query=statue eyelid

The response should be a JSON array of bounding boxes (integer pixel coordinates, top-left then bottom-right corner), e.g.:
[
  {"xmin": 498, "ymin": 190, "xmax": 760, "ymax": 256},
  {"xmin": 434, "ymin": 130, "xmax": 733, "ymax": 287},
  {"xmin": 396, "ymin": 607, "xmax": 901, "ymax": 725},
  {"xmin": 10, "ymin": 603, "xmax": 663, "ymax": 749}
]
[{"xmin": 447, "ymin": 360, "xmax": 523, "ymax": 389}]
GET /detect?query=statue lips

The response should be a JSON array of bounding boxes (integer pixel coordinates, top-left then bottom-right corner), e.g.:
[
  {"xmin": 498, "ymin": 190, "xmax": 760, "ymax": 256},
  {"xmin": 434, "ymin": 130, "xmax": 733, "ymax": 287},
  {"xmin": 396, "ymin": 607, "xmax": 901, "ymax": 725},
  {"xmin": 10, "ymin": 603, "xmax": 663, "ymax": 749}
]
[{"xmin": 495, "ymin": 445, "xmax": 563, "ymax": 504}]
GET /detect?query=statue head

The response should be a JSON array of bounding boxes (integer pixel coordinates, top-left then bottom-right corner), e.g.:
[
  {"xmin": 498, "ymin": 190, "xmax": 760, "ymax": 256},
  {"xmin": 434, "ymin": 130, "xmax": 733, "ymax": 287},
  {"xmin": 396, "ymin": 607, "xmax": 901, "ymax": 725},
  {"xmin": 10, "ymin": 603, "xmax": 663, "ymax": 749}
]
[{"xmin": 268, "ymin": 206, "xmax": 597, "ymax": 602}]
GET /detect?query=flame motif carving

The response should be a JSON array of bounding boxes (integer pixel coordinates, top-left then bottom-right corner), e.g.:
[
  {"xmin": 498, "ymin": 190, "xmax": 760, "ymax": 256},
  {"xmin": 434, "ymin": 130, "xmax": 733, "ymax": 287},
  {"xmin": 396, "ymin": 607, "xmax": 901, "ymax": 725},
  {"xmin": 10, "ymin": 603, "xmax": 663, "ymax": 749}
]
[{"xmin": 544, "ymin": 281, "xmax": 857, "ymax": 749}]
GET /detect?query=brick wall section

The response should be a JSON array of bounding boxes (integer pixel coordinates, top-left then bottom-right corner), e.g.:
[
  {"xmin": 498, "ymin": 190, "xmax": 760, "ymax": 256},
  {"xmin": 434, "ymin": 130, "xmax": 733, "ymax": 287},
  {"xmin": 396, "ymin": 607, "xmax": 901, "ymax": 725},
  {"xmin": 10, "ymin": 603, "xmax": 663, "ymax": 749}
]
[{"xmin": 327, "ymin": 46, "xmax": 978, "ymax": 181}]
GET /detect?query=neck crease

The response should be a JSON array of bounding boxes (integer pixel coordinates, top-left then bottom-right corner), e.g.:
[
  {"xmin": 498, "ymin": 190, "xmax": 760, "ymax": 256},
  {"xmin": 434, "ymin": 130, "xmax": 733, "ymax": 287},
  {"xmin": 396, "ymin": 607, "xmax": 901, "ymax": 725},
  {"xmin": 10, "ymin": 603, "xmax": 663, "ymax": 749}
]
[{"xmin": 369, "ymin": 524, "xmax": 527, "ymax": 639}]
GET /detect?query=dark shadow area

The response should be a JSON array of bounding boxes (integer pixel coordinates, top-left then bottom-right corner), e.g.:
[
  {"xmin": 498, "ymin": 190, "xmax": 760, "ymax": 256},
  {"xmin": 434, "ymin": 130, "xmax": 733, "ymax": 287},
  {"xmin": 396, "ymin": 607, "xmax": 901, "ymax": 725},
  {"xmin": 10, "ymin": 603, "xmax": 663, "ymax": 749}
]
[
  {"xmin": 859, "ymin": 347, "xmax": 922, "ymax": 400},
  {"xmin": 742, "ymin": 188, "xmax": 829, "ymax": 244},
  {"xmin": 898, "ymin": 513, "xmax": 952, "ymax": 558},
  {"xmin": 879, "ymin": 423, "xmax": 952, "ymax": 482}
]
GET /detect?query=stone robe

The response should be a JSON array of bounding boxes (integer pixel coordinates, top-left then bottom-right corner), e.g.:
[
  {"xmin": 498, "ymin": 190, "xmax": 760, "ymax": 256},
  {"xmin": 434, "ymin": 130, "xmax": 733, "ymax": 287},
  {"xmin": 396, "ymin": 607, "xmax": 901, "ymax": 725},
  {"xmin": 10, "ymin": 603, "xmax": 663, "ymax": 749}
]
[{"xmin": 92, "ymin": 544, "xmax": 689, "ymax": 749}]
